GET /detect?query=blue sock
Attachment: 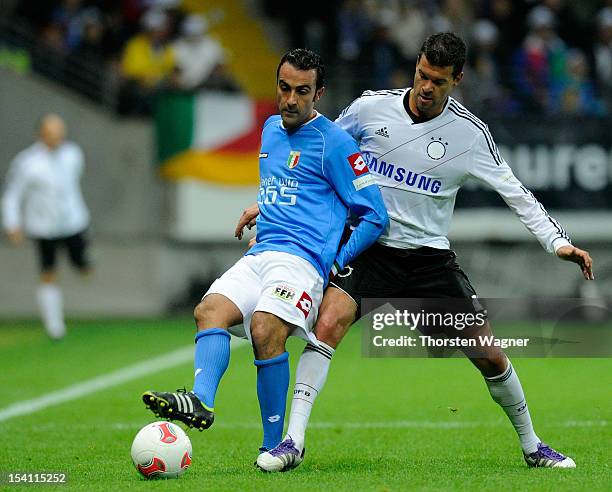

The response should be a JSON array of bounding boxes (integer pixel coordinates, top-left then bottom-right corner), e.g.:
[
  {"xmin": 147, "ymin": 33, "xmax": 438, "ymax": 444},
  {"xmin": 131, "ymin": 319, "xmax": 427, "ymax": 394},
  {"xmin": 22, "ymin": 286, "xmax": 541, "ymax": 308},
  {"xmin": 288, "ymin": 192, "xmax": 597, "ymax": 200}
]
[
  {"xmin": 192, "ymin": 328, "xmax": 231, "ymax": 409},
  {"xmin": 255, "ymin": 351, "xmax": 289, "ymax": 451}
]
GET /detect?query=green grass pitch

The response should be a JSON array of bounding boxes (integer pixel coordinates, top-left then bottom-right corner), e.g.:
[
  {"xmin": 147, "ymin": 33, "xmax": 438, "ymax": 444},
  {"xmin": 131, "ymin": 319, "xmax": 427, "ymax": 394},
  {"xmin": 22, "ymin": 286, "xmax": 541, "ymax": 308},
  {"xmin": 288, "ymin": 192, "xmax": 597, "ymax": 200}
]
[{"xmin": 0, "ymin": 319, "xmax": 610, "ymax": 491}]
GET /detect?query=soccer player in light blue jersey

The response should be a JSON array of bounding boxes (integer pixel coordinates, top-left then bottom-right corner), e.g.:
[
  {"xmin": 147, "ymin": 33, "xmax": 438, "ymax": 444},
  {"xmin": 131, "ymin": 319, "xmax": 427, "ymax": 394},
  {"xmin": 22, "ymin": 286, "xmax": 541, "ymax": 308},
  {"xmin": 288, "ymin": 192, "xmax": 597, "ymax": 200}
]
[{"xmin": 143, "ymin": 49, "xmax": 388, "ymax": 461}]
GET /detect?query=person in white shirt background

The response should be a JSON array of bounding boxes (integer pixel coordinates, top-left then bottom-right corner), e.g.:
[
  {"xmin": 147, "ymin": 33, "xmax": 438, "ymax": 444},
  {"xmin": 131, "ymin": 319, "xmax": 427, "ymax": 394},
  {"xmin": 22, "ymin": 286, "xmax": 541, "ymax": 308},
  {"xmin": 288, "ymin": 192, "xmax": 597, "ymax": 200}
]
[
  {"xmin": 2, "ymin": 113, "xmax": 91, "ymax": 340},
  {"xmin": 172, "ymin": 14, "xmax": 232, "ymax": 91}
]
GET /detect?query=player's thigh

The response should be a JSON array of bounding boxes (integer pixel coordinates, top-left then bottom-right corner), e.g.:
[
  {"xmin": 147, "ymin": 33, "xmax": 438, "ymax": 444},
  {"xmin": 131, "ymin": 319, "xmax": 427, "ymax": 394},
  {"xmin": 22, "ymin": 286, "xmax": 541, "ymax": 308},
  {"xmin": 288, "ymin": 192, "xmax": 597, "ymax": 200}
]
[
  {"xmin": 406, "ymin": 250, "xmax": 477, "ymax": 299},
  {"xmin": 313, "ymin": 286, "xmax": 357, "ymax": 348},
  {"xmin": 255, "ymin": 251, "xmax": 324, "ymax": 343},
  {"xmin": 36, "ymin": 238, "xmax": 58, "ymax": 275},
  {"xmin": 408, "ymin": 254, "xmax": 506, "ymax": 373},
  {"xmin": 64, "ymin": 230, "xmax": 91, "ymax": 271},
  {"xmin": 199, "ymin": 256, "xmax": 261, "ymax": 328},
  {"xmin": 196, "ymin": 293, "xmax": 244, "ymax": 329}
]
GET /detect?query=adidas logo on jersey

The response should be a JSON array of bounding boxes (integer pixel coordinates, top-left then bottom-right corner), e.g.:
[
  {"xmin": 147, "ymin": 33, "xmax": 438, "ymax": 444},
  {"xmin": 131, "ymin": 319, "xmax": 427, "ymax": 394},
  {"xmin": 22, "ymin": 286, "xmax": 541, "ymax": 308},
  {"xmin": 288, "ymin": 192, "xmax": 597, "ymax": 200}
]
[{"xmin": 375, "ymin": 127, "xmax": 389, "ymax": 138}]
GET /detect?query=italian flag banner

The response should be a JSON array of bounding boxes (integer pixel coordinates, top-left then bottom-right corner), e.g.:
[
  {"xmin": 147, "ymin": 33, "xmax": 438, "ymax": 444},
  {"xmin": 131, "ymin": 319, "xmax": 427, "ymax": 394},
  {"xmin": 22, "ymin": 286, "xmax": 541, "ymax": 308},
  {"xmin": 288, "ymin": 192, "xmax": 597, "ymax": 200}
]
[{"xmin": 155, "ymin": 91, "xmax": 276, "ymax": 185}]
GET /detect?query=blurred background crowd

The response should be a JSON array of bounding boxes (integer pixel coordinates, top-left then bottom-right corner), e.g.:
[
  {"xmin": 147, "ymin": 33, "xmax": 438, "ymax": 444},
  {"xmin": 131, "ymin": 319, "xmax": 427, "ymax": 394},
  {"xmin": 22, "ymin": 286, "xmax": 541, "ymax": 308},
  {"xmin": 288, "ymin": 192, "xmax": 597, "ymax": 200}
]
[
  {"xmin": 265, "ymin": 0, "xmax": 612, "ymax": 116},
  {"xmin": 1, "ymin": 0, "xmax": 611, "ymax": 318},
  {"xmin": 1, "ymin": 0, "xmax": 611, "ymax": 117}
]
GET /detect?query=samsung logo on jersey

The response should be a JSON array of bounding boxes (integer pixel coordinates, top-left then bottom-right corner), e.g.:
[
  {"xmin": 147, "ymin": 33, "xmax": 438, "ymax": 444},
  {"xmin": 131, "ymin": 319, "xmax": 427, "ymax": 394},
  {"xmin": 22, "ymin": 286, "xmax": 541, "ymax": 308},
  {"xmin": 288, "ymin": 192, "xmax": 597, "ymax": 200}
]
[{"xmin": 364, "ymin": 152, "xmax": 442, "ymax": 194}]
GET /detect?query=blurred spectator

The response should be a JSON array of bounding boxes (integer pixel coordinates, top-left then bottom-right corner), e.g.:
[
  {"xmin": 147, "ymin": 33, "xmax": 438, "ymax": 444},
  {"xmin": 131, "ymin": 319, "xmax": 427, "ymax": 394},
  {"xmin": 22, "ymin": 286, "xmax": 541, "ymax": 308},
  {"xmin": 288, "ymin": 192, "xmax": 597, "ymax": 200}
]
[
  {"xmin": 389, "ymin": 0, "xmax": 428, "ymax": 63},
  {"xmin": 63, "ymin": 8, "xmax": 107, "ymax": 103},
  {"xmin": 172, "ymin": 14, "xmax": 235, "ymax": 91},
  {"xmin": 119, "ymin": 9, "xmax": 175, "ymax": 115},
  {"xmin": 594, "ymin": 7, "xmax": 612, "ymax": 111},
  {"xmin": 431, "ymin": 0, "xmax": 474, "ymax": 40},
  {"xmin": 51, "ymin": 0, "xmax": 84, "ymax": 50},
  {"xmin": 102, "ymin": 7, "xmax": 134, "ymax": 62},
  {"xmin": 512, "ymin": 5, "xmax": 567, "ymax": 113},
  {"xmin": 39, "ymin": 21, "xmax": 67, "ymax": 56},
  {"xmin": 480, "ymin": 0, "xmax": 528, "ymax": 77},
  {"xmin": 337, "ymin": 0, "xmax": 373, "ymax": 61},
  {"xmin": 464, "ymin": 19, "xmax": 516, "ymax": 115},
  {"xmin": 69, "ymin": 9, "xmax": 105, "ymax": 65},
  {"xmin": 552, "ymin": 48, "xmax": 603, "ymax": 115},
  {"xmin": 358, "ymin": 10, "xmax": 404, "ymax": 90},
  {"xmin": 33, "ymin": 21, "xmax": 67, "ymax": 82}
]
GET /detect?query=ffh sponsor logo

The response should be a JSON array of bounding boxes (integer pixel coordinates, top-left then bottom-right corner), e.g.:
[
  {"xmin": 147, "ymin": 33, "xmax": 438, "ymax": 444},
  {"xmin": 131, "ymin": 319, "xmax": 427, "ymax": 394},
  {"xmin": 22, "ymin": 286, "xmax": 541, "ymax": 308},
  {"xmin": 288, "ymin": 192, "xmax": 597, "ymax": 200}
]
[
  {"xmin": 296, "ymin": 291, "xmax": 313, "ymax": 318},
  {"xmin": 273, "ymin": 284, "xmax": 296, "ymax": 302},
  {"xmin": 348, "ymin": 152, "xmax": 369, "ymax": 176}
]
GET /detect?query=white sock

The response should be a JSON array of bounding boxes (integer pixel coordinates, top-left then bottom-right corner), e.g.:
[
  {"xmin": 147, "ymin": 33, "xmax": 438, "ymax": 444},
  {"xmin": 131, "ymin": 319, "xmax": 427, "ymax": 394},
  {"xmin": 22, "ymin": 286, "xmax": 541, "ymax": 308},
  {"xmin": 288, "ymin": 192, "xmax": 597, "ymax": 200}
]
[
  {"xmin": 485, "ymin": 360, "xmax": 540, "ymax": 454},
  {"xmin": 36, "ymin": 284, "xmax": 66, "ymax": 339},
  {"xmin": 285, "ymin": 340, "xmax": 335, "ymax": 450}
]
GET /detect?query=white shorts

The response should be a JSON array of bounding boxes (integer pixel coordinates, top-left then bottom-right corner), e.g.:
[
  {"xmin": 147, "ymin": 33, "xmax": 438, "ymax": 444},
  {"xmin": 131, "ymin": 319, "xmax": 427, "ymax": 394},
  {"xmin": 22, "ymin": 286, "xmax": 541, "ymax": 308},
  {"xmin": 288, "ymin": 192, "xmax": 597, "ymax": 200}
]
[{"xmin": 204, "ymin": 251, "xmax": 324, "ymax": 344}]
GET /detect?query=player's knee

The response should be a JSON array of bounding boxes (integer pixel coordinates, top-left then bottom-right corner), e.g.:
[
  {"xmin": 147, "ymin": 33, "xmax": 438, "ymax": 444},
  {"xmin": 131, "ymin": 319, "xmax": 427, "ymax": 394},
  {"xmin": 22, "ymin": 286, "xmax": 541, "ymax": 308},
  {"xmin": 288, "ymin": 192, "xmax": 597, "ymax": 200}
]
[
  {"xmin": 250, "ymin": 317, "xmax": 286, "ymax": 359},
  {"xmin": 491, "ymin": 351, "xmax": 509, "ymax": 374},
  {"xmin": 193, "ymin": 299, "xmax": 215, "ymax": 330},
  {"xmin": 314, "ymin": 310, "xmax": 353, "ymax": 348},
  {"xmin": 473, "ymin": 349, "xmax": 508, "ymax": 378},
  {"xmin": 249, "ymin": 321, "xmax": 274, "ymax": 349}
]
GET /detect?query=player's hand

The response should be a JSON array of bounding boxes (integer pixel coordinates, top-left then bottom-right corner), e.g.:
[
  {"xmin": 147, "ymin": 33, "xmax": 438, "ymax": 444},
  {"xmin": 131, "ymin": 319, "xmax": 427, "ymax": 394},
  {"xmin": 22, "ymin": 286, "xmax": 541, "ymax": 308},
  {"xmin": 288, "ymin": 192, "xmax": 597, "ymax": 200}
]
[
  {"xmin": 6, "ymin": 229, "xmax": 24, "ymax": 245},
  {"xmin": 556, "ymin": 245, "xmax": 594, "ymax": 280},
  {"xmin": 235, "ymin": 203, "xmax": 260, "ymax": 240},
  {"xmin": 247, "ymin": 237, "xmax": 257, "ymax": 250}
]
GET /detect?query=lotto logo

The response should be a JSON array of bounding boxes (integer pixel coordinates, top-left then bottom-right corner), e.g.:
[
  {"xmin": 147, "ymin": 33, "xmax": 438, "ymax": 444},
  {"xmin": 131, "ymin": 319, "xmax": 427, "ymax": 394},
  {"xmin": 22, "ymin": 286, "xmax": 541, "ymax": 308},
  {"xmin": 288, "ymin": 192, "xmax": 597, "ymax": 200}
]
[
  {"xmin": 296, "ymin": 291, "xmax": 313, "ymax": 318},
  {"xmin": 347, "ymin": 153, "xmax": 369, "ymax": 176}
]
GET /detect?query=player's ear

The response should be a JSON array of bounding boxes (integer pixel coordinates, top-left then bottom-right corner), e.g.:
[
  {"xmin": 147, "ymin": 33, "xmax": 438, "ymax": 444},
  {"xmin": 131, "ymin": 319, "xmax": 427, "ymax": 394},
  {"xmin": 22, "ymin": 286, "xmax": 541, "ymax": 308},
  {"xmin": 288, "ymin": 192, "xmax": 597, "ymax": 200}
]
[
  {"xmin": 453, "ymin": 71, "xmax": 464, "ymax": 86},
  {"xmin": 314, "ymin": 86, "xmax": 325, "ymax": 102}
]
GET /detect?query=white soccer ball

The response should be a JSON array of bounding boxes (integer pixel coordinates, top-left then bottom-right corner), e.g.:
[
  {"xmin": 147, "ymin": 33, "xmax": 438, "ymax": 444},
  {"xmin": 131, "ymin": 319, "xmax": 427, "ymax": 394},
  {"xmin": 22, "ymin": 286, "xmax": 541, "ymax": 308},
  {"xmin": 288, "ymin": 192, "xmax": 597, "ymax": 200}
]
[{"xmin": 131, "ymin": 421, "xmax": 192, "ymax": 479}]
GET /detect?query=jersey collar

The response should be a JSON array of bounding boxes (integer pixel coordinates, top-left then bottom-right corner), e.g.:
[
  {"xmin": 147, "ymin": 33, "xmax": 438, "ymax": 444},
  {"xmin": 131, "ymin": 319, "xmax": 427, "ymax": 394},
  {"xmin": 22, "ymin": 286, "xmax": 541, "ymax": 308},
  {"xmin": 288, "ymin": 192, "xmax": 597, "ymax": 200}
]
[
  {"xmin": 280, "ymin": 111, "xmax": 322, "ymax": 131},
  {"xmin": 399, "ymin": 88, "xmax": 451, "ymax": 124}
]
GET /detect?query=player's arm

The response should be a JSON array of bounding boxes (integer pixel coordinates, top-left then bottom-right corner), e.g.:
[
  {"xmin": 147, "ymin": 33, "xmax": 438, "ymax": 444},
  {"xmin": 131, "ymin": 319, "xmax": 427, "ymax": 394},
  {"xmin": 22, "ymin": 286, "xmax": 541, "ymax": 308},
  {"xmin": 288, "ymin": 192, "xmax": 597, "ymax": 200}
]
[
  {"xmin": 2, "ymin": 157, "xmax": 27, "ymax": 245},
  {"xmin": 468, "ymin": 132, "xmax": 594, "ymax": 280},
  {"xmin": 324, "ymin": 139, "xmax": 388, "ymax": 275}
]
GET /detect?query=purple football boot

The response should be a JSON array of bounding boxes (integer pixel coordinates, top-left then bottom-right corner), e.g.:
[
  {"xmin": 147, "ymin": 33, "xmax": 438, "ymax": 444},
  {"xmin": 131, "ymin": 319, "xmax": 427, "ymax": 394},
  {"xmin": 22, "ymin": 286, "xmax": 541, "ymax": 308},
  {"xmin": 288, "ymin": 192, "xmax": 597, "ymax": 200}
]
[
  {"xmin": 524, "ymin": 442, "xmax": 576, "ymax": 468},
  {"xmin": 256, "ymin": 437, "xmax": 305, "ymax": 472}
]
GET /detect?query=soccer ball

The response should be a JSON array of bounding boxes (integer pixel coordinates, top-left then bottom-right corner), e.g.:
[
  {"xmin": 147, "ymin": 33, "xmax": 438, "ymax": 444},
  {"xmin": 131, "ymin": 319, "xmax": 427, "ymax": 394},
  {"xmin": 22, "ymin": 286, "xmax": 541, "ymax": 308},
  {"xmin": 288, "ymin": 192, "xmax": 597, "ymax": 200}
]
[{"xmin": 131, "ymin": 421, "xmax": 192, "ymax": 479}]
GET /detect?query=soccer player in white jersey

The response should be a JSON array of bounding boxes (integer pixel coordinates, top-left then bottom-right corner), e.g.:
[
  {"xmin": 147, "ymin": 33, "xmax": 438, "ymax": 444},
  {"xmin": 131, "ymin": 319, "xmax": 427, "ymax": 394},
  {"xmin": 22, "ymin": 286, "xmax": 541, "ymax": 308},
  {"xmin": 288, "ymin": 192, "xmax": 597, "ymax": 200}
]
[
  {"xmin": 2, "ymin": 114, "xmax": 92, "ymax": 340},
  {"xmin": 239, "ymin": 33, "xmax": 594, "ymax": 471}
]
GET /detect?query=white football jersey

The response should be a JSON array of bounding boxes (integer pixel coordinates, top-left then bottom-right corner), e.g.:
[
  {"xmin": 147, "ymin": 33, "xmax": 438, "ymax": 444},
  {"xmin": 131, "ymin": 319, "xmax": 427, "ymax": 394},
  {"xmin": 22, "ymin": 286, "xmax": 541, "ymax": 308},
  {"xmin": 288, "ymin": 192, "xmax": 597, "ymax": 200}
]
[
  {"xmin": 2, "ymin": 141, "xmax": 90, "ymax": 238},
  {"xmin": 335, "ymin": 88, "xmax": 571, "ymax": 253}
]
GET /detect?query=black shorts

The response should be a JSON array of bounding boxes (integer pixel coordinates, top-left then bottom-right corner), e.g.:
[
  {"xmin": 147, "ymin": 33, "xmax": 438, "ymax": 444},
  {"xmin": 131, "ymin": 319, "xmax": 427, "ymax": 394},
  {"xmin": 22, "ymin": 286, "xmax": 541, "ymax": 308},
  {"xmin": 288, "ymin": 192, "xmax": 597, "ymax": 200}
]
[
  {"xmin": 330, "ymin": 243, "xmax": 478, "ymax": 314},
  {"xmin": 36, "ymin": 230, "xmax": 91, "ymax": 272}
]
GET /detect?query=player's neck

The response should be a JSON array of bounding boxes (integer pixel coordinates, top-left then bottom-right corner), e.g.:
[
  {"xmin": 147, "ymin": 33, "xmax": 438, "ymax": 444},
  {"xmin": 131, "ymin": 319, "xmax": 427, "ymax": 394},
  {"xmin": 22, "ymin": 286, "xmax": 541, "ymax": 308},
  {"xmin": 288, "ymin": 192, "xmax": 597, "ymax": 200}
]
[
  {"xmin": 281, "ymin": 110, "xmax": 320, "ymax": 131},
  {"xmin": 404, "ymin": 90, "xmax": 444, "ymax": 123},
  {"xmin": 305, "ymin": 109, "xmax": 319, "ymax": 123}
]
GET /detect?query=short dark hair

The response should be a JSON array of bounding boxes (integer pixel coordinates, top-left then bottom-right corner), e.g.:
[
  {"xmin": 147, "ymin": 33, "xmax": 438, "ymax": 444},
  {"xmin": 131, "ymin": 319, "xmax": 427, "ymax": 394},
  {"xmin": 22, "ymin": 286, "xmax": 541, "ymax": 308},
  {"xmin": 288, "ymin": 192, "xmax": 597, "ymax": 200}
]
[
  {"xmin": 418, "ymin": 32, "xmax": 466, "ymax": 78},
  {"xmin": 276, "ymin": 48, "xmax": 325, "ymax": 91}
]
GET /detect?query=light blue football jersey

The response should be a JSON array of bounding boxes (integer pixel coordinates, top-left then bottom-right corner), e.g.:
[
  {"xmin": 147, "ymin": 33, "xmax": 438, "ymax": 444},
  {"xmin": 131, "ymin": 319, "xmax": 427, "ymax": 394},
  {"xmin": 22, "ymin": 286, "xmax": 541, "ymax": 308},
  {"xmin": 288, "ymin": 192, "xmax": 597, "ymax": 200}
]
[{"xmin": 247, "ymin": 113, "xmax": 388, "ymax": 282}]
